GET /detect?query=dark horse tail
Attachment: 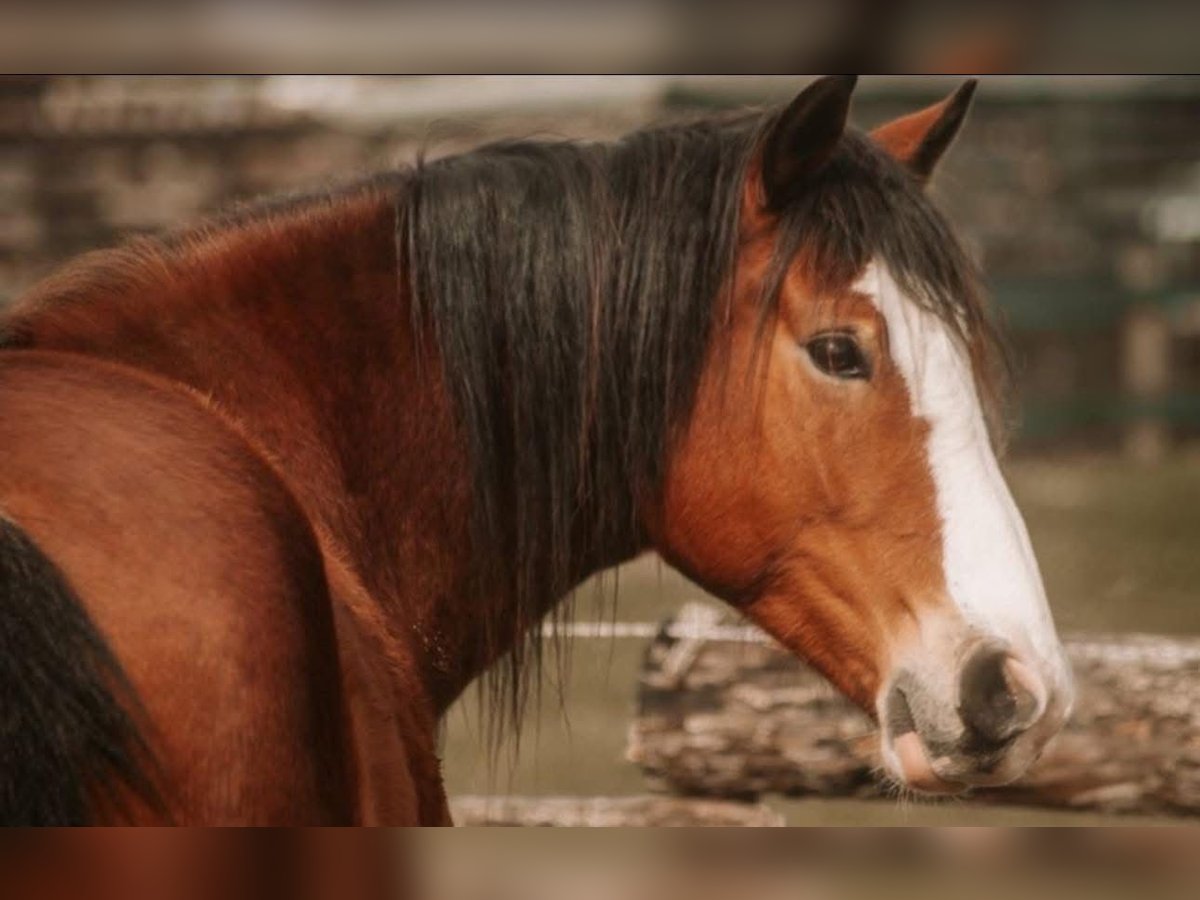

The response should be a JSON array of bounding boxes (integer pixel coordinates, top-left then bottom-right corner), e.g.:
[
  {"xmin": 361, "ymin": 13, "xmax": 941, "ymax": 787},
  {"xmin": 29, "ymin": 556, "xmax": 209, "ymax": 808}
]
[{"xmin": 0, "ymin": 515, "xmax": 162, "ymax": 824}]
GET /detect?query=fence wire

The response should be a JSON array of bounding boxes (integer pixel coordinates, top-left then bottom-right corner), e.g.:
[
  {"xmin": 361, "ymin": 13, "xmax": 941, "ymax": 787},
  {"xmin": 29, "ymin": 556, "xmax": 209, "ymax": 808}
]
[{"xmin": 540, "ymin": 604, "xmax": 1200, "ymax": 666}]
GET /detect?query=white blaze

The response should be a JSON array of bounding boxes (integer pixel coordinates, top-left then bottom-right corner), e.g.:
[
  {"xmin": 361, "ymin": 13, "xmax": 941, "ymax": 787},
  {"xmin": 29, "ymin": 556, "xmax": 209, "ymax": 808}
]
[{"xmin": 856, "ymin": 262, "xmax": 1067, "ymax": 686}]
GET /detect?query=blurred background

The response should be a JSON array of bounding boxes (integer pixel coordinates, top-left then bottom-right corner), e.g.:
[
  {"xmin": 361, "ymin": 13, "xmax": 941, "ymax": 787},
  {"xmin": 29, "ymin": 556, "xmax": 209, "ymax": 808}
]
[{"xmin": 1, "ymin": 75, "xmax": 1197, "ymax": 826}]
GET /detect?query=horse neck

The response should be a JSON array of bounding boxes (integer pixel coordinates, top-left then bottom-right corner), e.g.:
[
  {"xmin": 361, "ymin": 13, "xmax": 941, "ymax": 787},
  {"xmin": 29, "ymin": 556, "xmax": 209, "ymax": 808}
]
[{"xmin": 13, "ymin": 189, "xmax": 644, "ymax": 710}]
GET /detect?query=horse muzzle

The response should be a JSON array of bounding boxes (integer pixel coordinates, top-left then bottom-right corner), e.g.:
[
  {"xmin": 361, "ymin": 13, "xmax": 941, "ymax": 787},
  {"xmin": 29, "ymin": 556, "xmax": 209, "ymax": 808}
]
[{"xmin": 878, "ymin": 637, "xmax": 1073, "ymax": 794}]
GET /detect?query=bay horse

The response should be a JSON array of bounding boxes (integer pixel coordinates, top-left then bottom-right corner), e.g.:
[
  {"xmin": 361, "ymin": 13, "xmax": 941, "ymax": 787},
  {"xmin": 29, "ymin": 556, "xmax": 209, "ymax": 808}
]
[{"xmin": 0, "ymin": 76, "xmax": 1072, "ymax": 825}]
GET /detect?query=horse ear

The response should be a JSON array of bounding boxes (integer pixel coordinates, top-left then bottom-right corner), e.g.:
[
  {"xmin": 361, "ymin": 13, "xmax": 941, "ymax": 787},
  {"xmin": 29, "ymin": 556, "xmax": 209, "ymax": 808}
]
[
  {"xmin": 760, "ymin": 75, "xmax": 857, "ymax": 211},
  {"xmin": 871, "ymin": 79, "xmax": 978, "ymax": 183}
]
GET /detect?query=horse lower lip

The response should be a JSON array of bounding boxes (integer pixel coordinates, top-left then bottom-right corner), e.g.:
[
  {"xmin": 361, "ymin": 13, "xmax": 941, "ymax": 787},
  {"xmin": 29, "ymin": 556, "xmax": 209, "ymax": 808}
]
[{"xmin": 892, "ymin": 732, "xmax": 961, "ymax": 794}]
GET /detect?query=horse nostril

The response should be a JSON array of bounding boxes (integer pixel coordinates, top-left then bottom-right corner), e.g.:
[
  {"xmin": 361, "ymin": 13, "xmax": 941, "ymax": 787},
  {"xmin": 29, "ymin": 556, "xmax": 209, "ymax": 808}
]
[{"xmin": 958, "ymin": 647, "xmax": 1044, "ymax": 745}]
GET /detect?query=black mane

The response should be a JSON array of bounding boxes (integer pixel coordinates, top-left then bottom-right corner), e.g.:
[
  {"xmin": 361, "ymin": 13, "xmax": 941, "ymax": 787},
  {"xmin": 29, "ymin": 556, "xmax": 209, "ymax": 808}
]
[{"xmin": 397, "ymin": 107, "xmax": 1005, "ymax": 731}]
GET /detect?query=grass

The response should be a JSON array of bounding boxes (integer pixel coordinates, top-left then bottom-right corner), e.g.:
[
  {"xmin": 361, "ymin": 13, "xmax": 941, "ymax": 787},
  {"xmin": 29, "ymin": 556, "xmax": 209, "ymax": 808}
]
[
  {"xmin": 442, "ymin": 457, "xmax": 1200, "ymax": 824},
  {"xmin": 1007, "ymin": 457, "xmax": 1200, "ymax": 635}
]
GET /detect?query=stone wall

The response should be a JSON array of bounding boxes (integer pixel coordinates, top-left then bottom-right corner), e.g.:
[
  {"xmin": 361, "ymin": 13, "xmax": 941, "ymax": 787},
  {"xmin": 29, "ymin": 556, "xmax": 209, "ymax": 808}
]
[{"xmin": 0, "ymin": 76, "xmax": 651, "ymax": 304}]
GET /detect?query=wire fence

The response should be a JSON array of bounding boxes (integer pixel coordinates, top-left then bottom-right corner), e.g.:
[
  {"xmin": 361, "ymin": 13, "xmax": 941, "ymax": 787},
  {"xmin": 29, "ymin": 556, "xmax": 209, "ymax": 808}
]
[{"xmin": 540, "ymin": 602, "xmax": 1200, "ymax": 667}]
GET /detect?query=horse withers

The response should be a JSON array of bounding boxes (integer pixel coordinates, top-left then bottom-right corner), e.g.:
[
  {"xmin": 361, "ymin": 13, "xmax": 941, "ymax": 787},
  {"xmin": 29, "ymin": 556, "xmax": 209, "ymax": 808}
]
[{"xmin": 0, "ymin": 76, "xmax": 1071, "ymax": 823}]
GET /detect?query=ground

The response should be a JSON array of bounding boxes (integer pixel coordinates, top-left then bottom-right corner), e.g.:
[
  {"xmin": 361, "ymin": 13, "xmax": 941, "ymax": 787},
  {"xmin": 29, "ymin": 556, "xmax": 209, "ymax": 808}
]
[{"xmin": 442, "ymin": 456, "xmax": 1200, "ymax": 824}]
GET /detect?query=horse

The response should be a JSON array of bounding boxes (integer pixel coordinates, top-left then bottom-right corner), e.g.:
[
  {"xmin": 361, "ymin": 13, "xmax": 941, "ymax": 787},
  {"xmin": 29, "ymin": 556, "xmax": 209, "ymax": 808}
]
[{"xmin": 0, "ymin": 76, "xmax": 1073, "ymax": 825}]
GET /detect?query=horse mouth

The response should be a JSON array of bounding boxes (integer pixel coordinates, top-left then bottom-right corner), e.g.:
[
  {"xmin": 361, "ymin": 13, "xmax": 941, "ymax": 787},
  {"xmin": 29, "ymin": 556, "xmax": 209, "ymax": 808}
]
[
  {"xmin": 887, "ymin": 732, "xmax": 964, "ymax": 794},
  {"xmin": 882, "ymin": 687, "xmax": 965, "ymax": 794}
]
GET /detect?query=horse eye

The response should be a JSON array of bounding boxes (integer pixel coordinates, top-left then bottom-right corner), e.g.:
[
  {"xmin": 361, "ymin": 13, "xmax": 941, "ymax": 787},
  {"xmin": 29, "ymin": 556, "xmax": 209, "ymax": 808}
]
[{"xmin": 805, "ymin": 333, "xmax": 870, "ymax": 380}]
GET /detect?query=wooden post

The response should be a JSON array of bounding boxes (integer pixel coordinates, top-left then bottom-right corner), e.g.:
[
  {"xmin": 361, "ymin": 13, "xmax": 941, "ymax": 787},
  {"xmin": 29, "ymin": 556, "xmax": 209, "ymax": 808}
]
[
  {"xmin": 628, "ymin": 608, "xmax": 1200, "ymax": 818},
  {"xmin": 1121, "ymin": 303, "xmax": 1171, "ymax": 462},
  {"xmin": 1118, "ymin": 246, "xmax": 1171, "ymax": 463}
]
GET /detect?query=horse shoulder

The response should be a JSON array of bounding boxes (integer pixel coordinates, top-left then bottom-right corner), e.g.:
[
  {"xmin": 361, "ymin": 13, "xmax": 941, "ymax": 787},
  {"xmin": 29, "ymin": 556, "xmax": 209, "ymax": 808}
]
[{"xmin": 0, "ymin": 350, "xmax": 433, "ymax": 823}]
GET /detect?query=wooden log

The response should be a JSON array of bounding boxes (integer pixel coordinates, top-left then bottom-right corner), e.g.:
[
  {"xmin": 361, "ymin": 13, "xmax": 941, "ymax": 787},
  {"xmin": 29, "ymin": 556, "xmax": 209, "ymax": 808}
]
[
  {"xmin": 450, "ymin": 795, "xmax": 784, "ymax": 827},
  {"xmin": 627, "ymin": 606, "xmax": 1200, "ymax": 817}
]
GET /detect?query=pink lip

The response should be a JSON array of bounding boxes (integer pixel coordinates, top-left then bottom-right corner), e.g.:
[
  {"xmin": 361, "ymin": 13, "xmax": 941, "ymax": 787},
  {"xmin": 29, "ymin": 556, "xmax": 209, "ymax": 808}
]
[{"xmin": 891, "ymin": 732, "xmax": 962, "ymax": 794}]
